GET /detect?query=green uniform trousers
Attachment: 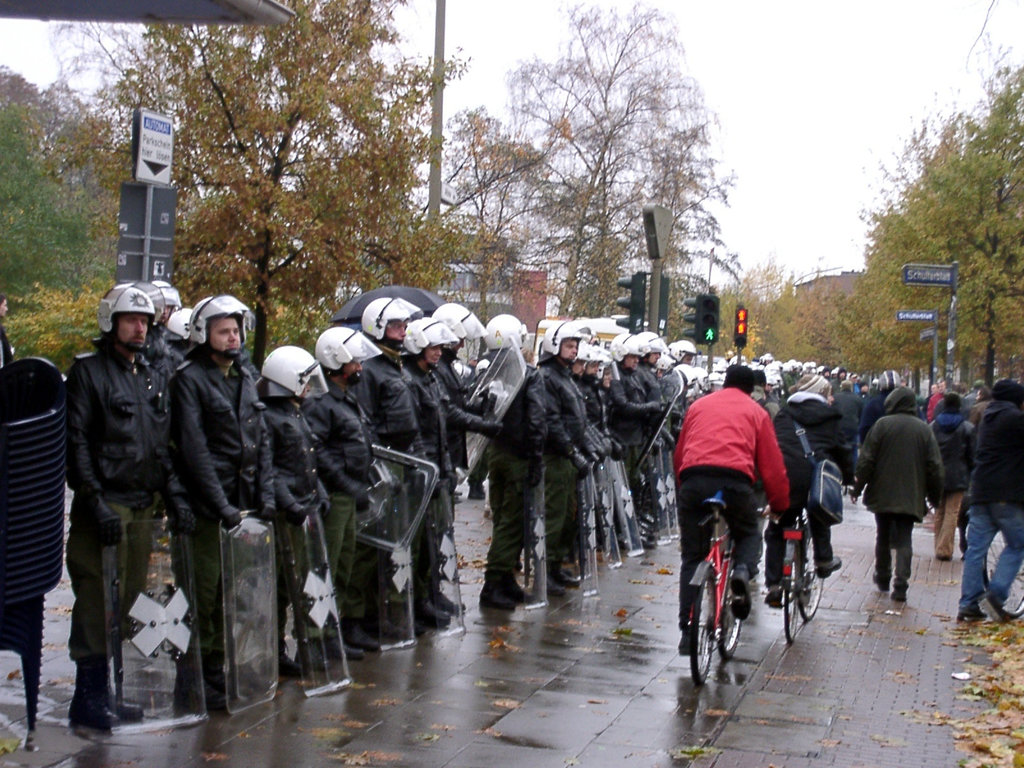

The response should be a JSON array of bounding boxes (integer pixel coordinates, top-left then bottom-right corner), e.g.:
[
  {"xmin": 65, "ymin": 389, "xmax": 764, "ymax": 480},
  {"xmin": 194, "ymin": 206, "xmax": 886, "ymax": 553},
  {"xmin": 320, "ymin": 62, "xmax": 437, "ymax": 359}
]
[
  {"xmin": 67, "ymin": 495, "xmax": 159, "ymax": 661},
  {"xmin": 323, "ymin": 492, "xmax": 358, "ymax": 619},
  {"xmin": 544, "ymin": 454, "xmax": 577, "ymax": 565},
  {"xmin": 191, "ymin": 514, "xmax": 227, "ymax": 662},
  {"xmin": 485, "ymin": 446, "xmax": 528, "ymax": 579}
]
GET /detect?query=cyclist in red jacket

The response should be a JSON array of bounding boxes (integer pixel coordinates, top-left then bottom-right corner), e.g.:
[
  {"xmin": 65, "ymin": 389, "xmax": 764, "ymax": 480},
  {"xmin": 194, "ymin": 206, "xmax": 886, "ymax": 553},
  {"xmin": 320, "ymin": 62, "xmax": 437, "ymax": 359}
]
[{"xmin": 674, "ymin": 365, "xmax": 790, "ymax": 644}]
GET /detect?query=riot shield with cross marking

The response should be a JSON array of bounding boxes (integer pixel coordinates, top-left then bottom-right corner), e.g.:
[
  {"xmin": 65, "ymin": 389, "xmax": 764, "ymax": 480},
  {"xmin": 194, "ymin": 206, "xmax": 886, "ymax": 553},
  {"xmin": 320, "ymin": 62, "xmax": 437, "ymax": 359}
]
[
  {"xmin": 575, "ymin": 473, "xmax": 599, "ymax": 598},
  {"xmin": 593, "ymin": 461, "xmax": 623, "ymax": 568},
  {"xmin": 103, "ymin": 518, "xmax": 206, "ymax": 732},
  {"xmin": 277, "ymin": 512, "xmax": 351, "ymax": 697},
  {"xmin": 221, "ymin": 514, "xmax": 277, "ymax": 714},
  {"xmin": 642, "ymin": 446, "xmax": 675, "ymax": 546},
  {"xmin": 358, "ymin": 446, "xmax": 439, "ymax": 650},
  {"xmin": 522, "ymin": 478, "xmax": 547, "ymax": 609},
  {"xmin": 658, "ymin": 442, "xmax": 680, "ymax": 540},
  {"xmin": 608, "ymin": 458, "xmax": 645, "ymax": 557},
  {"xmin": 424, "ymin": 488, "xmax": 465, "ymax": 636}
]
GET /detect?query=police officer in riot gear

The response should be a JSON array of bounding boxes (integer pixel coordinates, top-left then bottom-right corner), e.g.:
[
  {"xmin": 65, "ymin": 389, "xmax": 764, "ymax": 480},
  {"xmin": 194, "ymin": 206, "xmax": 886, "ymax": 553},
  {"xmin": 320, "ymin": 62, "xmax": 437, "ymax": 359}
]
[
  {"xmin": 257, "ymin": 346, "xmax": 332, "ymax": 672},
  {"xmin": 169, "ymin": 295, "xmax": 276, "ymax": 710},
  {"xmin": 164, "ymin": 306, "xmax": 192, "ymax": 369},
  {"xmin": 65, "ymin": 284, "xmax": 194, "ymax": 731},
  {"xmin": 305, "ymin": 327, "xmax": 384, "ymax": 654}
]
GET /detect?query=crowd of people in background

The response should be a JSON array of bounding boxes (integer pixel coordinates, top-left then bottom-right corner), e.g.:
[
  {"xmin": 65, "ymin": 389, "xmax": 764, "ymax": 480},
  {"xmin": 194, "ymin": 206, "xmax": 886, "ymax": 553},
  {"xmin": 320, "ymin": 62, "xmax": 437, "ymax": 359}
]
[{"xmin": 52, "ymin": 279, "xmax": 1024, "ymax": 732}]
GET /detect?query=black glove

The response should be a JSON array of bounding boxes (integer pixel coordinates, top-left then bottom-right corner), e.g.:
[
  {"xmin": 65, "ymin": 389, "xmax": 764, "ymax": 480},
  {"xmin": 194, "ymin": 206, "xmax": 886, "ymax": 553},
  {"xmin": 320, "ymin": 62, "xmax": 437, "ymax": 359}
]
[
  {"xmin": 254, "ymin": 504, "xmax": 277, "ymax": 522},
  {"xmin": 609, "ymin": 439, "xmax": 624, "ymax": 462},
  {"xmin": 286, "ymin": 504, "xmax": 307, "ymax": 527},
  {"xmin": 220, "ymin": 505, "xmax": 243, "ymax": 530},
  {"xmin": 94, "ymin": 496, "xmax": 122, "ymax": 547},
  {"xmin": 642, "ymin": 402, "xmax": 664, "ymax": 416},
  {"xmin": 318, "ymin": 497, "xmax": 331, "ymax": 520},
  {"xmin": 479, "ymin": 420, "xmax": 503, "ymax": 438},
  {"xmin": 353, "ymin": 487, "xmax": 370, "ymax": 512},
  {"xmin": 527, "ymin": 459, "xmax": 544, "ymax": 488},
  {"xmin": 169, "ymin": 507, "xmax": 196, "ymax": 536},
  {"xmin": 569, "ymin": 450, "xmax": 591, "ymax": 478}
]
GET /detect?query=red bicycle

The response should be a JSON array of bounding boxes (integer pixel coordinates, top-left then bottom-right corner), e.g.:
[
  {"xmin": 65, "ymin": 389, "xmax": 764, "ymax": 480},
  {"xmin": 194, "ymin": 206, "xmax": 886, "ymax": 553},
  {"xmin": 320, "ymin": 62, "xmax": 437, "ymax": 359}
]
[{"xmin": 688, "ymin": 490, "xmax": 742, "ymax": 685}]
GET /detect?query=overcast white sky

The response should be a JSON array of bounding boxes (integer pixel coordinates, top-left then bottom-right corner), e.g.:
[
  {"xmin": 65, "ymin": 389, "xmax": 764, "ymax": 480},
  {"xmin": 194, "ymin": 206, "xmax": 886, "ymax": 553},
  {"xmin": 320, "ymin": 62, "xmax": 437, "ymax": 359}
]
[{"xmin": 2, "ymin": 1, "xmax": 1022, "ymax": 282}]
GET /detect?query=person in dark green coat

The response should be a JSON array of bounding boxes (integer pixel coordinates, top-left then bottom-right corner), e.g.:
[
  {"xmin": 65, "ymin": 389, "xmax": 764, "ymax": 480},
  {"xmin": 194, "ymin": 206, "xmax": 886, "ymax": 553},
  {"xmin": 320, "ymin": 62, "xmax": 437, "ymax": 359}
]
[{"xmin": 852, "ymin": 386, "xmax": 944, "ymax": 602}]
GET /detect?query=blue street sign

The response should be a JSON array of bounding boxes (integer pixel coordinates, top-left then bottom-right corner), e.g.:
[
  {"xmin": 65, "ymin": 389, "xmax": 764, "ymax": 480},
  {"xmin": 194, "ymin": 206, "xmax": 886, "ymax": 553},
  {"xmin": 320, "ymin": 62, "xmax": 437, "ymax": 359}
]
[
  {"xmin": 896, "ymin": 309, "xmax": 938, "ymax": 322},
  {"xmin": 902, "ymin": 263, "xmax": 954, "ymax": 286}
]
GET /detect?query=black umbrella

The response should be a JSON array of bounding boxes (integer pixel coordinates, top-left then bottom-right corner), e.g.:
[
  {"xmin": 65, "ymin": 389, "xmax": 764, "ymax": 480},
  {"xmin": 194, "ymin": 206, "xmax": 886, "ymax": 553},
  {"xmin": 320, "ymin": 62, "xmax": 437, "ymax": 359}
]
[{"xmin": 330, "ymin": 285, "xmax": 447, "ymax": 327}]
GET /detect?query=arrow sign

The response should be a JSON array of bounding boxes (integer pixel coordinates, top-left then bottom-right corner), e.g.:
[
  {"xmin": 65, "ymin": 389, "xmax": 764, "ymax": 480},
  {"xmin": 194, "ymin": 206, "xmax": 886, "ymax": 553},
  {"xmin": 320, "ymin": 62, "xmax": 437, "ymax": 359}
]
[
  {"xmin": 896, "ymin": 309, "xmax": 938, "ymax": 322},
  {"xmin": 132, "ymin": 108, "xmax": 174, "ymax": 185}
]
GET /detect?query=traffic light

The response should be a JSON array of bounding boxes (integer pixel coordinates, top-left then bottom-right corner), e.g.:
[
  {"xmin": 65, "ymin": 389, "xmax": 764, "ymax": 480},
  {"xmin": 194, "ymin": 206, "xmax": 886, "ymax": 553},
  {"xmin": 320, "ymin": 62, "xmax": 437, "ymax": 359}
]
[
  {"xmin": 615, "ymin": 272, "xmax": 647, "ymax": 332},
  {"xmin": 733, "ymin": 306, "xmax": 748, "ymax": 349},
  {"xmin": 683, "ymin": 293, "xmax": 720, "ymax": 346}
]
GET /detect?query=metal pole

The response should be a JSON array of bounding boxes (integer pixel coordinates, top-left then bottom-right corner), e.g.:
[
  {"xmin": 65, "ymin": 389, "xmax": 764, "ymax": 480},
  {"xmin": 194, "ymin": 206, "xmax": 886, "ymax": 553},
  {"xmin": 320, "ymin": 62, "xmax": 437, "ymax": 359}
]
[
  {"xmin": 931, "ymin": 320, "xmax": 938, "ymax": 390},
  {"xmin": 142, "ymin": 184, "xmax": 154, "ymax": 281},
  {"xmin": 648, "ymin": 260, "xmax": 662, "ymax": 334},
  {"xmin": 426, "ymin": 0, "xmax": 446, "ymax": 218},
  {"xmin": 946, "ymin": 261, "xmax": 958, "ymax": 384}
]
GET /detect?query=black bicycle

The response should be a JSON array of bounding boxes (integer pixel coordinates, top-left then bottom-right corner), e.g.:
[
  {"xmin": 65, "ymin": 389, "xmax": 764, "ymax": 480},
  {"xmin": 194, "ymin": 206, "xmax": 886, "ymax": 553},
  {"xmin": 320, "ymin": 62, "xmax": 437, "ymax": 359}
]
[{"xmin": 780, "ymin": 506, "xmax": 823, "ymax": 643}]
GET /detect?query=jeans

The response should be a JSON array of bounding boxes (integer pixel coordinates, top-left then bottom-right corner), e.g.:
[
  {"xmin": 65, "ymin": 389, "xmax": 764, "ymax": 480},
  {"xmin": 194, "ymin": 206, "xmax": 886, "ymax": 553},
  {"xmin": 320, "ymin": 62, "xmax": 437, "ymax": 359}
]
[{"xmin": 959, "ymin": 502, "xmax": 1024, "ymax": 610}]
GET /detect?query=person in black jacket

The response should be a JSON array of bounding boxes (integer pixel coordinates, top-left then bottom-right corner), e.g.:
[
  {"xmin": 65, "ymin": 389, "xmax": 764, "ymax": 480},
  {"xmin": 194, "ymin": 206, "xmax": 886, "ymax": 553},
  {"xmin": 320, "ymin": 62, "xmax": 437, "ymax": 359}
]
[
  {"xmin": 479, "ymin": 315, "xmax": 548, "ymax": 608},
  {"xmin": 765, "ymin": 373, "xmax": 854, "ymax": 608},
  {"xmin": 258, "ymin": 345, "xmax": 332, "ymax": 673},
  {"xmin": 65, "ymin": 284, "xmax": 194, "ymax": 731},
  {"xmin": 958, "ymin": 379, "xmax": 1024, "ymax": 622},
  {"xmin": 170, "ymin": 294, "xmax": 276, "ymax": 710},
  {"xmin": 858, "ymin": 369, "xmax": 901, "ymax": 444},
  {"xmin": 306, "ymin": 327, "xmax": 383, "ymax": 654},
  {"xmin": 931, "ymin": 391, "xmax": 974, "ymax": 561}
]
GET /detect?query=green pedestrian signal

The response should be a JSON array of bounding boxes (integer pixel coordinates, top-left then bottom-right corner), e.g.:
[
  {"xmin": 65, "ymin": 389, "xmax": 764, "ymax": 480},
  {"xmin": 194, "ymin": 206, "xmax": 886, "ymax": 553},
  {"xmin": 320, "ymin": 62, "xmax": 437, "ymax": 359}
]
[{"xmin": 683, "ymin": 293, "xmax": 720, "ymax": 346}]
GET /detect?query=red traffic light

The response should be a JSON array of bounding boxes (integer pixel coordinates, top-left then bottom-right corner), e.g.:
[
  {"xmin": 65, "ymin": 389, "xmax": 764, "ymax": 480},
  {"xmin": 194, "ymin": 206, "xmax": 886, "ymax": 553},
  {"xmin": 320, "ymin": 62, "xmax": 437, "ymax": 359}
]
[{"xmin": 733, "ymin": 306, "xmax": 748, "ymax": 348}]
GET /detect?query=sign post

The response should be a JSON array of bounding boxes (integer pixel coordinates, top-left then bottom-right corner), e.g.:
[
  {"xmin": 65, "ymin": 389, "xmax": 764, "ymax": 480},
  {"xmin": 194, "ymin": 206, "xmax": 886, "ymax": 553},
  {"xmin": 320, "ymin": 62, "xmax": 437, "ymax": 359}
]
[{"xmin": 901, "ymin": 263, "xmax": 958, "ymax": 385}]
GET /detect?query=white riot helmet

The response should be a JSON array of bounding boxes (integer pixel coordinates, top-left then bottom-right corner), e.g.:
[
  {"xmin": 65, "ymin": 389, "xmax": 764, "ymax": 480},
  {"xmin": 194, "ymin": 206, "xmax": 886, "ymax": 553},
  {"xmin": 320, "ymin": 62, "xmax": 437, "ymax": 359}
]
[
  {"xmin": 656, "ymin": 354, "xmax": 676, "ymax": 373},
  {"xmin": 610, "ymin": 332, "xmax": 644, "ymax": 362},
  {"xmin": 432, "ymin": 303, "xmax": 486, "ymax": 341},
  {"xmin": 403, "ymin": 317, "xmax": 460, "ymax": 355},
  {"xmin": 98, "ymin": 284, "xmax": 156, "ymax": 334},
  {"xmin": 360, "ymin": 297, "xmax": 420, "ymax": 341},
  {"xmin": 539, "ymin": 320, "xmax": 585, "ymax": 362},
  {"xmin": 315, "ymin": 327, "xmax": 381, "ymax": 371},
  {"xmin": 189, "ymin": 295, "xmax": 254, "ymax": 345},
  {"xmin": 152, "ymin": 280, "xmax": 182, "ymax": 311},
  {"xmin": 634, "ymin": 331, "xmax": 668, "ymax": 356},
  {"xmin": 166, "ymin": 307, "xmax": 193, "ymax": 341},
  {"xmin": 129, "ymin": 281, "xmax": 167, "ymax": 318},
  {"xmin": 578, "ymin": 341, "xmax": 611, "ymax": 364},
  {"xmin": 668, "ymin": 339, "xmax": 697, "ymax": 361},
  {"xmin": 259, "ymin": 346, "xmax": 327, "ymax": 398},
  {"xmin": 803, "ymin": 361, "xmax": 817, "ymax": 373},
  {"xmin": 484, "ymin": 314, "xmax": 528, "ymax": 351},
  {"xmin": 760, "ymin": 352, "xmax": 775, "ymax": 364}
]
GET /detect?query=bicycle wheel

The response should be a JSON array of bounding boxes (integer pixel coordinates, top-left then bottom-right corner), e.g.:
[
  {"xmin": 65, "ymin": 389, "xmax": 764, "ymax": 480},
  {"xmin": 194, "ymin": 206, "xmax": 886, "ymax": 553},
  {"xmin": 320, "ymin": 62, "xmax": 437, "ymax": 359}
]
[
  {"xmin": 717, "ymin": 575, "xmax": 742, "ymax": 659},
  {"xmin": 799, "ymin": 538, "xmax": 824, "ymax": 622},
  {"xmin": 689, "ymin": 570, "xmax": 716, "ymax": 685},
  {"xmin": 783, "ymin": 578, "xmax": 798, "ymax": 644},
  {"xmin": 985, "ymin": 533, "xmax": 1024, "ymax": 618}
]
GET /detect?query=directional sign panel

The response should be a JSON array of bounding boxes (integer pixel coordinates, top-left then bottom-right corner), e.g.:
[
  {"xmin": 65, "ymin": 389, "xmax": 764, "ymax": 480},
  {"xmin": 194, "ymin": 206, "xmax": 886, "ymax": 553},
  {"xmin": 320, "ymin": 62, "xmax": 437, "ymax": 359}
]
[
  {"xmin": 132, "ymin": 108, "xmax": 174, "ymax": 185},
  {"xmin": 902, "ymin": 263, "xmax": 954, "ymax": 286},
  {"xmin": 896, "ymin": 309, "xmax": 938, "ymax": 322},
  {"xmin": 920, "ymin": 327, "xmax": 936, "ymax": 341}
]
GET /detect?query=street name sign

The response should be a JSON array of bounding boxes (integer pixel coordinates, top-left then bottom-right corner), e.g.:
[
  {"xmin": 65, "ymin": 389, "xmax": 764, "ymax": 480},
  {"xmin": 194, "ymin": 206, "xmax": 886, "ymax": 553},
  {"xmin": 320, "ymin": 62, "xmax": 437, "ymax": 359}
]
[
  {"xmin": 896, "ymin": 309, "xmax": 938, "ymax": 322},
  {"xmin": 920, "ymin": 327, "xmax": 937, "ymax": 341},
  {"xmin": 902, "ymin": 263, "xmax": 954, "ymax": 286}
]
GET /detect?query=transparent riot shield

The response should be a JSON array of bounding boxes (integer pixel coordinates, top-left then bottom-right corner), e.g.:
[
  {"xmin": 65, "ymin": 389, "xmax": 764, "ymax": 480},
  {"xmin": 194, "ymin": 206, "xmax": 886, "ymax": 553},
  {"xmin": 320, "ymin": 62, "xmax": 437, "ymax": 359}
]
[
  {"xmin": 461, "ymin": 345, "xmax": 527, "ymax": 481},
  {"xmin": 608, "ymin": 459, "xmax": 644, "ymax": 557},
  {"xmin": 593, "ymin": 461, "xmax": 622, "ymax": 568},
  {"xmin": 643, "ymin": 449, "xmax": 674, "ymax": 545},
  {"xmin": 221, "ymin": 514, "xmax": 277, "ymax": 714},
  {"xmin": 659, "ymin": 443, "xmax": 680, "ymax": 540},
  {"xmin": 522, "ymin": 479, "xmax": 547, "ymax": 609},
  {"xmin": 425, "ymin": 489, "xmax": 465, "ymax": 637},
  {"xmin": 574, "ymin": 474, "xmax": 599, "ymax": 597},
  {"xmin": 358, "ymin": 446, "xmax": 439, "ymax": 650},
  {"xmin": 277, "ymin": 513, "xmax": 351, "ymax": 698},
  {"xmin": 103, "ymin": 518, "xmax": 205, "ymax": 732}
]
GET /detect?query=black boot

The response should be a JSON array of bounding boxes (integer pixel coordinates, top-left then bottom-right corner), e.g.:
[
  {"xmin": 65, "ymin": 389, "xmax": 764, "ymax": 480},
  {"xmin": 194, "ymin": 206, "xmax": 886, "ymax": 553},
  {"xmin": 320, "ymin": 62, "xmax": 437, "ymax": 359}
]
[
  {"xmin": 500, "ymin": 572, "xmax": 526, "ymax": 604},
  {"xmin": 468, "ymin": 481, "xmax": 486, "ymax": 500},
  {"xmin": 202, "ymin": 656, "xmax": 227, "ymax": 711},
  {"xmin": 68, "ymin": 658, "xmax": 116, "ymax": 732},
  {"xmin": 278, "ymin": 649, "xmax": 303, "ymax": 678},
  {"xmin": 342, "ymin": 619, "xmax": 381, "ymax": 652},
  {"xmin": 479, "ymin": 579, "xmax": 516, "ymax": 610}
]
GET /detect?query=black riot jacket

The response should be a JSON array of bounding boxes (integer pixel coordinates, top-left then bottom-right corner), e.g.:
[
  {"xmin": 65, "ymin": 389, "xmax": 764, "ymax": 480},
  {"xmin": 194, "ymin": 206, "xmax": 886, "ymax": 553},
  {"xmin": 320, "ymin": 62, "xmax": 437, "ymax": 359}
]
[
  {"xmin": 261, "ymin": 397, "xmax": 327, "ymax": 515},
  {"xmin": 435, "ymin": 349, "xmax": 490, "ymax": 469},
  {"xmin": 405, "ymin": 358, "xmax": 454, "ymax": 481},
  {"xmin": 608, "ymin": 363, "xmax": 655, "ymax": 447},
  {"xmin": 170, "ymin": 346, "xmax": 276, "ymax": 523},
  {"xmin": 66, "ymin": 335, "xmax": 190, "ymax": 516},
  {"xmin": 493, "ymin": 366, "xmax": 547, "ymax": 462},
  {"xmin": 302, "ymin": 379, "xmax": 375, "ymax": 498},
  {"xmin": 354, "ymin": 345, "xmax": 419, "ymax": 452},
  {"xmin": 539, "ymin": 358, "xmax": 587, "ymax": 458}
]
